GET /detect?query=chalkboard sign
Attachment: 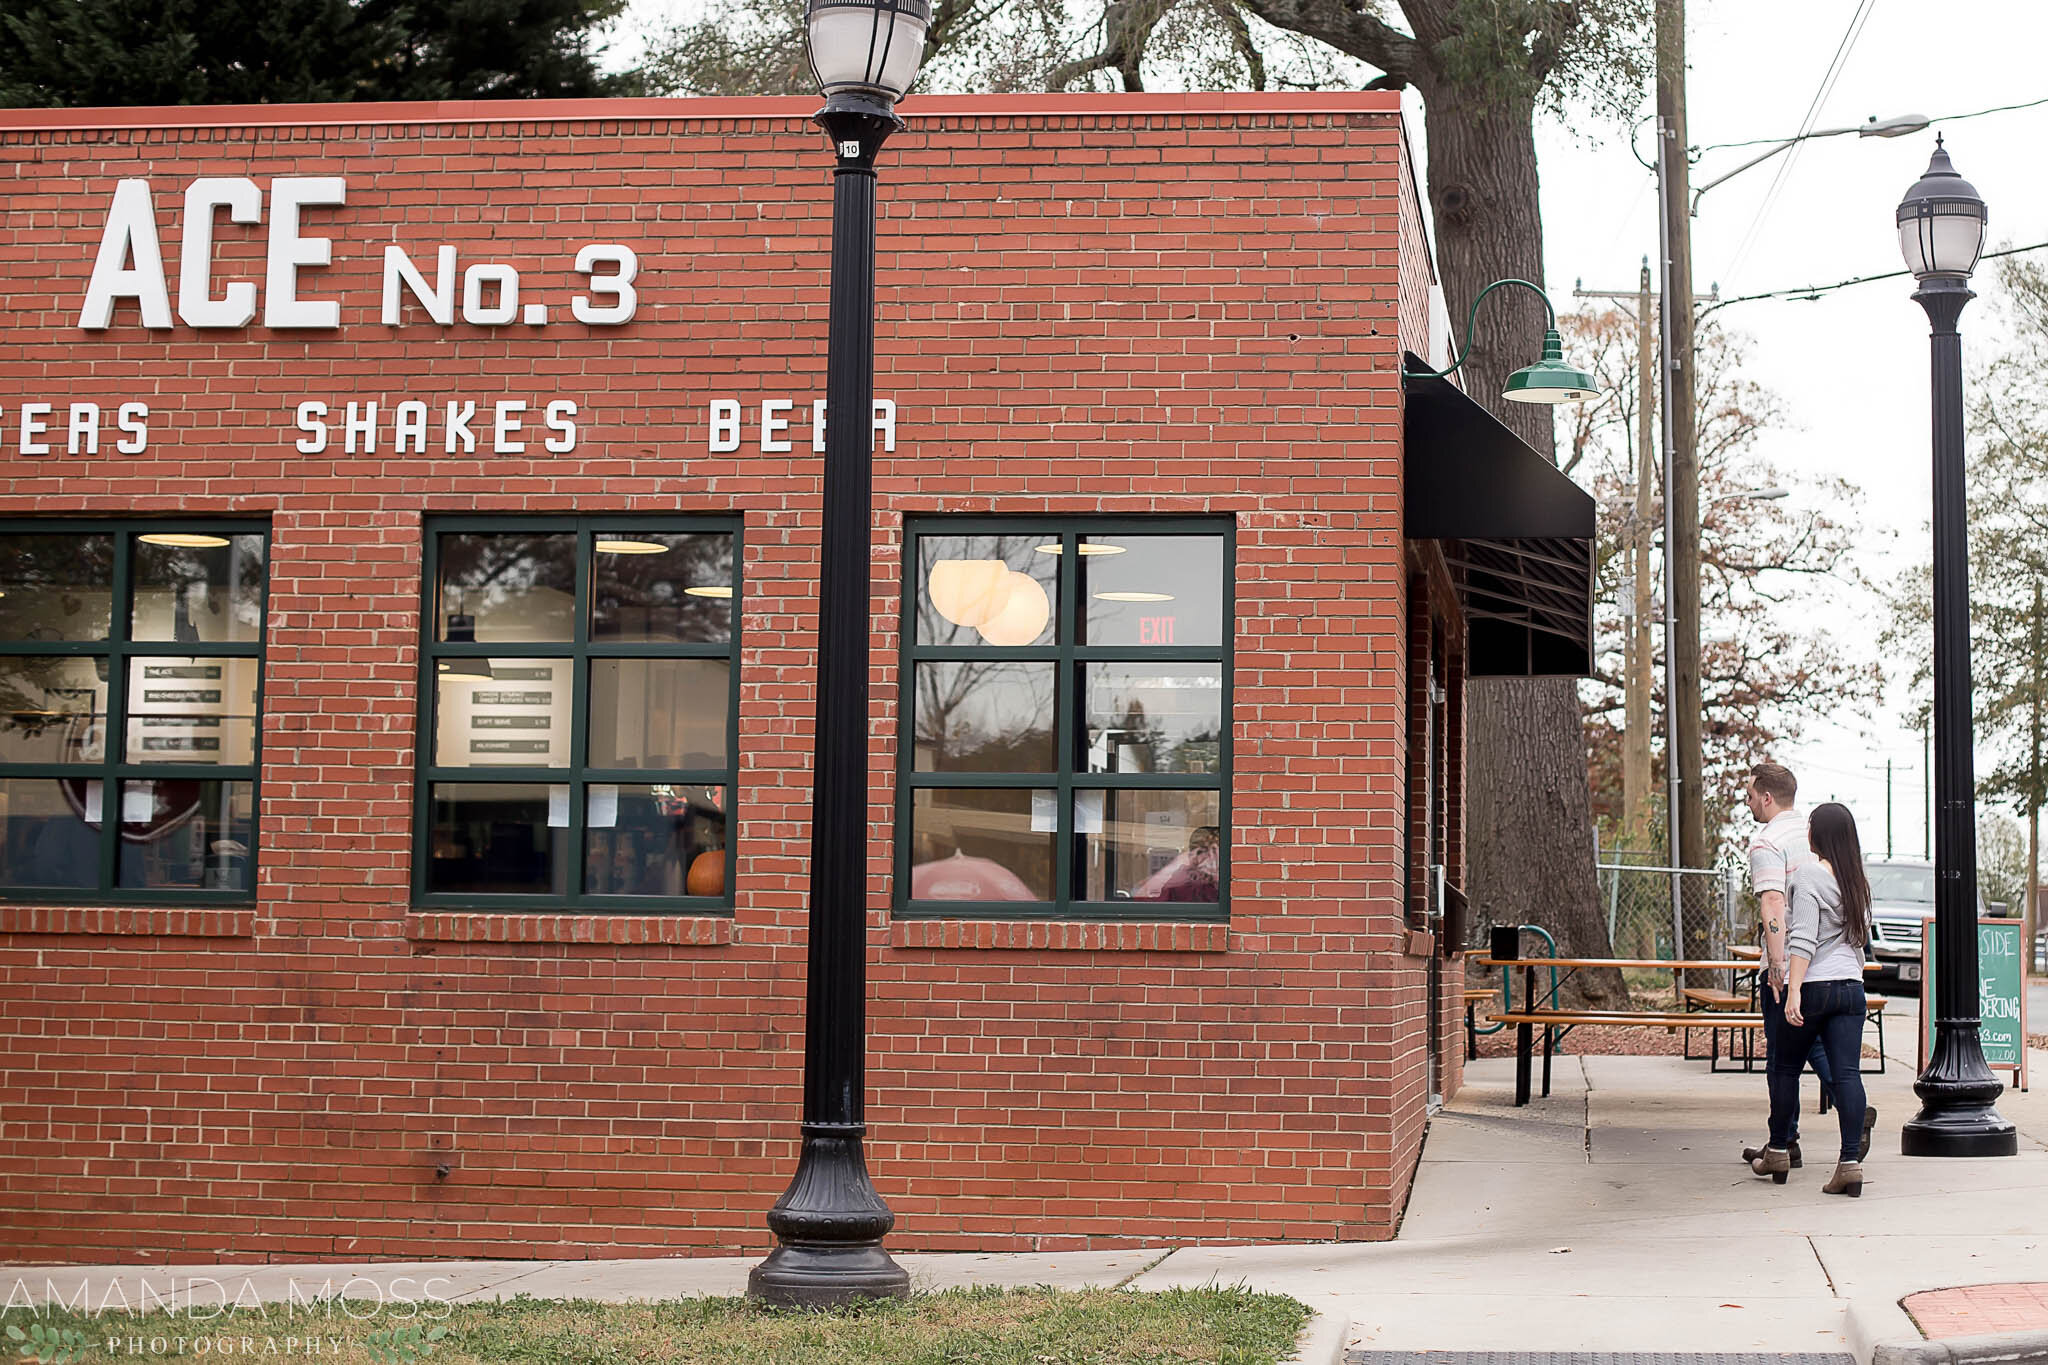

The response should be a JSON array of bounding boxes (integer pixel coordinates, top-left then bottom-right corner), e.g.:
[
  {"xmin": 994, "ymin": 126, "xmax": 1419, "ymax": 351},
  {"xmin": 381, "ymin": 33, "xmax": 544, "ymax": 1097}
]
[{"xmin": 1919, "ymin": 917, "xmax": 2029, "ymax": 1090}]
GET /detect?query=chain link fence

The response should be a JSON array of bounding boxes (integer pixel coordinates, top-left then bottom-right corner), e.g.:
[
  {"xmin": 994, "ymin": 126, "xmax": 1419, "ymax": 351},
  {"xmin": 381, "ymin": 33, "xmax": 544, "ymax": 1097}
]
[{"xmin": 1595, "ymin": 844, "xmax": 1747, "ymax": 962}]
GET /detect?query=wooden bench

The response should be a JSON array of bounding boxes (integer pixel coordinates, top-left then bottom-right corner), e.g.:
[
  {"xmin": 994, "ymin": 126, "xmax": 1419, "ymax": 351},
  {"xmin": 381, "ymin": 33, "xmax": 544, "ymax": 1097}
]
[
  {"xmin": 1681, "ymin": 988, "xmax": 1757, "ymax": 1066},
  {"xmin": 1488, "ymin": 1010, "xmax": 1765, "ymax": 1104}
]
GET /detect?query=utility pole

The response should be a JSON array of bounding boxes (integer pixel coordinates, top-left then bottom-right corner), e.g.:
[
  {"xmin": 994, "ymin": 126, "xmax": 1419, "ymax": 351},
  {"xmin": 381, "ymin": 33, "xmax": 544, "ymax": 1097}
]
[
  {"xmin": 1887, "ymin": 759, "xmax": 1895, "ymax": 858},
  {"xmin": 1925, "ymin": 712, "xmax": 1934, "ymax": 861},
  {"xmin": 1575, "ymin": 261, "xmax": 1657, "ymax": 841},
  {"xmin": 1655, "ymin": 0, "xmax": 1704, "ymax": 961},
  {"xmin": 2030, "ymin": 578, "xmax": 2043, "ymax": 975}
]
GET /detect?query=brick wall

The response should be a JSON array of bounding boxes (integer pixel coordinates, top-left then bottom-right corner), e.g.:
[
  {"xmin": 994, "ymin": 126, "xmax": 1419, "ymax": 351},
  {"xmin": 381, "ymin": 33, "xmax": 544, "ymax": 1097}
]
[{"xmin": 0, "ymin": 92, "xmax": 1441, "ymax": 1262}]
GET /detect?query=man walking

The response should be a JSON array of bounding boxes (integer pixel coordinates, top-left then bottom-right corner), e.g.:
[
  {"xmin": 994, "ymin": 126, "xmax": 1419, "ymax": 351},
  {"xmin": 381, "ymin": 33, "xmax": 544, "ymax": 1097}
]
[{"xmin": 1740, "ymin": 762, "xmax": 1834, "ymax": 1167}]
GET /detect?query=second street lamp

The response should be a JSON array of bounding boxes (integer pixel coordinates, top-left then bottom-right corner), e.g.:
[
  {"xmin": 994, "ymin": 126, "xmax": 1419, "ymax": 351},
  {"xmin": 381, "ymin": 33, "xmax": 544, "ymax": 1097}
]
[
  {"xmin": 1894, "ymin": 138, "xmax": 2017, "ymax": 1159},
  {"xmin": 747, "ymin": 0, "xmax": 931, "ymax": 1306}
]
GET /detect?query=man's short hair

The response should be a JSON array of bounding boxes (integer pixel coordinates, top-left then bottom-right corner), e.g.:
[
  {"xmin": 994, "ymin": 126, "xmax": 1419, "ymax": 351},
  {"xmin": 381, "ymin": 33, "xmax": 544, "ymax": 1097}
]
[{"xmin": 1750, "ymin": 762, "xmax": 1798, "ymax": 806}]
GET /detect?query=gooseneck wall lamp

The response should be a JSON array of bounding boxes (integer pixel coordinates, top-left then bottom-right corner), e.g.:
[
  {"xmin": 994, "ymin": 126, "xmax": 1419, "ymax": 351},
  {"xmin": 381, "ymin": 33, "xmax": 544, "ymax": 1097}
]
[
  {"xmin": 747, "ymin": 0, "xmax": 932, "ymax": 1307},
  {"xmin": 1404, "ymin": 278, "xmax": 1600, "ymax": 406},
  {"xmin": 1895, "ymin": 138, "xmax": 2016, "ymax": 1159}
]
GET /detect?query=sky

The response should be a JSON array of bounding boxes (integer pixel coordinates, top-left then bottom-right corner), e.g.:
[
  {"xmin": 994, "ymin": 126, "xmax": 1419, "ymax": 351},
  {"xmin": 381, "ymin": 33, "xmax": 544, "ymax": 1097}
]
[
  {"xmin": 605, "ymin": 0, "xmax": 2048, "ymax": 863},
  {"xmin": 1524, "ymin": 1, "xmax": 2048, "ymax": 854}
]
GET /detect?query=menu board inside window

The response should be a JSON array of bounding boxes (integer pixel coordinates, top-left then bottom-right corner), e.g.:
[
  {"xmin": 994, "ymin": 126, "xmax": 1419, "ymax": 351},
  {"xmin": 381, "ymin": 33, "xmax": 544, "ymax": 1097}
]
[
  {"xmin": 123, "ymin": 657, "xmax": 260, "ymax": 764},
  {"xmin": 434, "ymin": 659, "xmax": 573, "ymax": 769}
]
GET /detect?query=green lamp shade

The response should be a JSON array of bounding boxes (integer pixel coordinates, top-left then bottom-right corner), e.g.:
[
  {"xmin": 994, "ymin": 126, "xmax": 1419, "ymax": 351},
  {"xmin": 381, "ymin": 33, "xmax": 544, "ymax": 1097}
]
[{"xmin": 1503, "ymin": 329, "xmax": 1597, "ymax": 405}]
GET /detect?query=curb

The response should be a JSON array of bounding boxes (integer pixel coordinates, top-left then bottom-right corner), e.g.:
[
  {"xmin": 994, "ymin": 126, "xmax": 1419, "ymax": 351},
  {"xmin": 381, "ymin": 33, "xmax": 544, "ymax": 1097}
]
[
  {"xmin": 1872, "ymin": 1330, "xmax": 2048, "ymax": 1365},
  {"xmin": 1282, "ymin": 1312, "xmax": 1349, "ymax": 1365}
]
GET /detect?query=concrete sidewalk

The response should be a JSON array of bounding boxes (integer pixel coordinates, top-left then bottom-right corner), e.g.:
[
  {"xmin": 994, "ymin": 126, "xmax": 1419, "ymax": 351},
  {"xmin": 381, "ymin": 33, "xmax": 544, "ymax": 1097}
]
[{"xmin": 9, "ymin": 1007, "xmax": 2048, "ymax": 1365}]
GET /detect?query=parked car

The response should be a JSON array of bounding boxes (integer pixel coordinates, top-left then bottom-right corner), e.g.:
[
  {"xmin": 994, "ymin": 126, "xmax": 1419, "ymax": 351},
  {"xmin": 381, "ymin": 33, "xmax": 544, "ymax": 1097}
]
[{"xmin": 1862, "ymin": 857, "xmax": 1986, "ymax": 996}]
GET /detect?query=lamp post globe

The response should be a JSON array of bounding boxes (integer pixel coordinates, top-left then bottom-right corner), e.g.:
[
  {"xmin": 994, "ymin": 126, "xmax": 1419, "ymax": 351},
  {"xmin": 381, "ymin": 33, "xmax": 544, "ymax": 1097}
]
[
  {"xmin": 746, "ymin": 0, "xmax": 930, "ymax": 1307},
  {"xmin": 1896, "ymin": 139, "xmax": 2016, "ymax": 1159}
]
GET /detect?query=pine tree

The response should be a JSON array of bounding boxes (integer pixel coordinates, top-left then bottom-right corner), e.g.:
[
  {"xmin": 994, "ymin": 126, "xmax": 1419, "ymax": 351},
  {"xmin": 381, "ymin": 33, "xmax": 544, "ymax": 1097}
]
[{"xmin": 0, "ymin": 0, "xmax": 634, "ymax": 107}]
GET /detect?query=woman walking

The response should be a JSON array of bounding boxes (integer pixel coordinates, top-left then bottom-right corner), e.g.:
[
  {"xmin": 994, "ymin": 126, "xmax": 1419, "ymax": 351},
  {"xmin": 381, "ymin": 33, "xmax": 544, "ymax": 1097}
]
[{"xmin": 1750, "ymin": 802, "xmax": 1877, "ymax": 1195}]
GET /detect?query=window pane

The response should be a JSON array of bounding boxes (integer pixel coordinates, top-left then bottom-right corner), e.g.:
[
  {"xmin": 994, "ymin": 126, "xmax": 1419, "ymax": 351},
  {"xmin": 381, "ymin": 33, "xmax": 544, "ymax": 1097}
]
[
  {"xmin": 130, "ymin": 533, "xmax": 266, "ymax": 643},
  {"xmin": 0, "ymin": 776, "xmax": 100, "ymax": 888},
  {"xmin": 1081, "ymin": 663, "xmax": 1223, "ymax": 774},
  {"xmin": 0, "ymin": 656, "xmax": 107, "ymax": 764},
  {"xmin": 436, "ymin": 533, "xmax": 576, "ymax": 643},
  {"xmin": 1077, "ymin": 789, "xmax": 1222, "ymax": 904},
  {"xmin": 434, "ymin": 658, "xmax": 571, "ymax": 769},
  {"xmin": 124, "ymin": 658, "xmax": 260, "ymax": 765},
  {"xmin": 912, "ymin": 662, "xmax": 1056, "ymax": 773},
  {"xmin": 590, "ymin": 532, "xmax": 734, "ymax": 643},
  {"xmin": 425, "ymin": 782, "xmax": 571, "ymax": 896},
  {"xmin": 116, "ymin": 780, "xmax": 253, "ymax": 891},
  {"xmin": 914, "ymin": 533, "xmax": 1058, "ymax": 647},
  {"xmin": 584, "ymin": 783, "xmax": 726, "ymax": 896},
  {"xmin": 1079, "ymin": 535, "xmax": 1224, "ymax": 647},
  {"xmin": 907, "ymin": 788, "xmax": 1055, "ymax": 902},
  {"xmin": 588, "ymin": 659, "xmax": 728, "ymax": 769},
  {"xmin": 0, "ymin": 533, "xmax": 114, "ymax": 642}
]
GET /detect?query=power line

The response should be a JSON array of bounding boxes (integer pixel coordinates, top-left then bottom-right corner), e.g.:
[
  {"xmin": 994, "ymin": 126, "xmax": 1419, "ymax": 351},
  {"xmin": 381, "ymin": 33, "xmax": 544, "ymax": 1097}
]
[
  {"xmin": 1697, "ymin": 239, "xmax": 2048, "ymax": 323},
  {"xmin": 1694, "ymin": 94, "xmax": 2048, "ymax": 154},
  {"xmin": 1721, "ymin": 0, "xmax": 1879, "ymax": 286}
]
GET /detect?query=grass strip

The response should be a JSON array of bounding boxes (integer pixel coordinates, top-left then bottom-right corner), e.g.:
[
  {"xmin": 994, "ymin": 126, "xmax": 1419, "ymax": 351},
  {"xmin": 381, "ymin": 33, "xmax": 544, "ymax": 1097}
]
[{"xmin": 4, "ymin": 1284, "xmax": 1311, "ymax": 1365}]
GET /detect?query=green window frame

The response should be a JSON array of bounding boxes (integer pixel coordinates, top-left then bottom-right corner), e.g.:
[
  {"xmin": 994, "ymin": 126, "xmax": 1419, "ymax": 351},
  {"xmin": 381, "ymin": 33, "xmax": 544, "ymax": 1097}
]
[
  {"xmin": 0, "ymin": 520, "xmax": 269, "ymax": 904},
  {"xmin": 896, "ymin": 517, "xmax": 1233, "ymax": 923},
  {"xmin": 413, "ymin": 515, "xmax": 742, "ymax": 912}
]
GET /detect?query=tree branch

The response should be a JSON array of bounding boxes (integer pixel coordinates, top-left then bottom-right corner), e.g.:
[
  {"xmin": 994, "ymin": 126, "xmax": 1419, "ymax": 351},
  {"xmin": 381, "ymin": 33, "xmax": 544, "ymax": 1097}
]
[{"xmin": 1234, "ymin": 0, "xmax": 1427, "ymax": 88}]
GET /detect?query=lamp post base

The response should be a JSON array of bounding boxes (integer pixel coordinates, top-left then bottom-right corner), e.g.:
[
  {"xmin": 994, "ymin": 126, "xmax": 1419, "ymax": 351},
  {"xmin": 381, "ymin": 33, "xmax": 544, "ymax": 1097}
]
[
  {"xmin": 1901, "ymin": 1097, "xmax": 2018, "ymax": 1158},
  {"xmin": 748, "ymin": 1126, "xmax": 911, "ymax": 1308},
  {"xmin": 1902, "ymin": 1043, "xmax": 2017, "ymax": 1157}
]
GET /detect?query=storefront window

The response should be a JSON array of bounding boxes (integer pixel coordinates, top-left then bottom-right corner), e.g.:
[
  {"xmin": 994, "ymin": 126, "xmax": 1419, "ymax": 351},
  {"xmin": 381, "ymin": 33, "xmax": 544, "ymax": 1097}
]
[
  {"xmin": 0, "ymin": 523, "xmax": 267, "ymax": 901},
  {"xmin": 899, "ymin": 521, "xmax": 1231, "ymax": 920},
  {"xmin": 416, "ymin": 518, "xmax": 740, "ymax": 909}
]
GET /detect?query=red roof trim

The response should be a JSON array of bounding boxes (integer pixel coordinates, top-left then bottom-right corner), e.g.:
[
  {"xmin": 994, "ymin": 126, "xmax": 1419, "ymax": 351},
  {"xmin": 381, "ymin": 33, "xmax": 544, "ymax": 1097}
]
[{"xmin": 0, "ymin": 91, "xmax": 1401, "ymax": 134}]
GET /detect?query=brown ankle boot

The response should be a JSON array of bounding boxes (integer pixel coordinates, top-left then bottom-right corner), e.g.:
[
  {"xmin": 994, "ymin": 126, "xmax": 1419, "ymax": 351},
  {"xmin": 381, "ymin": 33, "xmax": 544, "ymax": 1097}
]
[
  {"xmin": 1742, "ymin": 1139, "xmax": 1800, "ymax": 1168},
  {"xmin": 1823, "ymin": 1161, "xmax": 1863, "ymax": 1197},
  {"xmin": 1750, "ymin": 1147, "xmax": 1792, "ymax": 1183}
]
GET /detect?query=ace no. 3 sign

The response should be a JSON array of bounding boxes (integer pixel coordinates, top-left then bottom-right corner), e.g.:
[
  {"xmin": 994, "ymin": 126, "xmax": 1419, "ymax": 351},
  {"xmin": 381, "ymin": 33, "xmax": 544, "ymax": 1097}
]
[{"xmin": 1920, "ymin": 917, "xmax": 2029, "ymax": 1089}]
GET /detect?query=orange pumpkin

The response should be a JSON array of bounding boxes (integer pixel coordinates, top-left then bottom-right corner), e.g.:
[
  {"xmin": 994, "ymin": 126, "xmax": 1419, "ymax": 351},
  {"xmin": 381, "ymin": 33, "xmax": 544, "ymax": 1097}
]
[{"xmin": 686, "ymin": 849, "xmax": 726, "ymax": 897}]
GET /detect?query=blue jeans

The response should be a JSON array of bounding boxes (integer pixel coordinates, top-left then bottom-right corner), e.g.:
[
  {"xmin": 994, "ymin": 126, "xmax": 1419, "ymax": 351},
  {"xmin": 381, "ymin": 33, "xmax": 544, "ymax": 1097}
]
[
  {"xmin": 1760, "ymin": 968, "xmax": 1834, "ymax": 1140},
  {"xmin": 1768, "ymin": 979, "xmax": 1868, "ymax": 1163}
]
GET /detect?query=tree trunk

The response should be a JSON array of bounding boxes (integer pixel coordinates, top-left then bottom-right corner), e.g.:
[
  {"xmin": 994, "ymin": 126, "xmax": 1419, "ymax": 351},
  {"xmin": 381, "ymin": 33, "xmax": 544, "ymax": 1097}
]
[{"xmin": 1420, "ymin": 83, "xmax": 1624, "ymax": 1009}]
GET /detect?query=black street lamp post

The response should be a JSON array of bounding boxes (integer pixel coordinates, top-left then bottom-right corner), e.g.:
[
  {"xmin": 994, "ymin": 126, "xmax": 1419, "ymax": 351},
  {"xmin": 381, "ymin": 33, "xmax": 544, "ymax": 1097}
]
[
  {"xmin": 1896, "ymin": 139, "xmax": 2018, "ymax": 1159},
  {"xmin": 747, "ymin": 0, "xmax": 930, "ymax": 1305}
]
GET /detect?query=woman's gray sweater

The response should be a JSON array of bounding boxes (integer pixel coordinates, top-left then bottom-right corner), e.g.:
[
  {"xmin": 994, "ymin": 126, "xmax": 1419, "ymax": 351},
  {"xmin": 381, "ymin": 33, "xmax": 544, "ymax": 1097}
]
[{"xmin": 1787, "ymin": 861, "xmax": 1867, "ymax": 984}]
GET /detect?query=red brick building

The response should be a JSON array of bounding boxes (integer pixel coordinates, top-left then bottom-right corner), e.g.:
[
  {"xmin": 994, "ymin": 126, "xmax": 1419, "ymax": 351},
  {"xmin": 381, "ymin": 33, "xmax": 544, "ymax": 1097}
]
[{"xmin": 0, "ymin": 93, "xmax": 1590, "ymax": 1262}]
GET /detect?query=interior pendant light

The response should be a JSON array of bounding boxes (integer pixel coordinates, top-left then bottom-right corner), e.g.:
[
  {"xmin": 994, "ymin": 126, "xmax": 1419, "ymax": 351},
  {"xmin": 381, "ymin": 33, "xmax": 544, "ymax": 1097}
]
[
  {"xmin": 926, "ymin": 559, "xmax": 1016, "ymax": 628},
  {"xmin": 440, "ymin": 591, "xmax": 494, "ymax": 682},
  {"xmin": 975, "ymin": 572, "xmax": 1050, "ymax": 646},
  {"xmin": 139, "ymin": 532, "xmax": 230, "ymax": 549}
]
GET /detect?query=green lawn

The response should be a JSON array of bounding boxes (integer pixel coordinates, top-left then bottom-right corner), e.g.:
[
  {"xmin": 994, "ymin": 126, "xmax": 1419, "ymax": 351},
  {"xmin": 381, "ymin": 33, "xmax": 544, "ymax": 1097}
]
[{"xmin": 4, "ymin": 1286, "xmax": 1312, "ymax": 1365}]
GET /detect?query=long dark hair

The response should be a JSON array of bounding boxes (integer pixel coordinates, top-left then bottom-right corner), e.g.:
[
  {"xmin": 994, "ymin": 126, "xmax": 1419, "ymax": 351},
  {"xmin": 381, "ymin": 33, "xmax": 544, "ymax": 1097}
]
[{"xmin": 1809, "ymin": 803, "xmax": 1871, "ymax": 943}]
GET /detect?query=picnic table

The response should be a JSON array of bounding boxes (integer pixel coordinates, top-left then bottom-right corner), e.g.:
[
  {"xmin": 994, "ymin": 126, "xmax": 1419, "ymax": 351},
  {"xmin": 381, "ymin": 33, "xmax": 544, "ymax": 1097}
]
[{"xmin": 1476, "ymin": 956, "xmax": 1760, "ymax": 1105}]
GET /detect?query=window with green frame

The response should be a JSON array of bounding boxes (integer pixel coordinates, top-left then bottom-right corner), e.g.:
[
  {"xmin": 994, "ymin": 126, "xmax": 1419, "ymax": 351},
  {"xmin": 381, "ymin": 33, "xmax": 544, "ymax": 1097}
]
[
  {"xmin": 0, "ymin": 522, "xmax": 268, "ymax": 902},
  {"xmin": 415, "ymin": 517, "xmax": 740, "ymax": 911},
  {"xmin": 898, "ymin": 519, "xmax": 1232, "ymax": 921}
]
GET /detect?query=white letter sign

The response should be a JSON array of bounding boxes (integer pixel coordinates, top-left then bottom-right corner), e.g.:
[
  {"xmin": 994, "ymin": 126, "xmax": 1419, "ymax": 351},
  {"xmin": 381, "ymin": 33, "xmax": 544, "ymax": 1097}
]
[
  {"xmin": 264, "ymin": 177, "xmax": 347, "ymax": 328},
  {"xmin": 178, "ymin": 177, "xmax": 262, "ymax": 328},
  {"xmin": 80, "ymin": 180, "xmax": 173, "ymax": 330}
]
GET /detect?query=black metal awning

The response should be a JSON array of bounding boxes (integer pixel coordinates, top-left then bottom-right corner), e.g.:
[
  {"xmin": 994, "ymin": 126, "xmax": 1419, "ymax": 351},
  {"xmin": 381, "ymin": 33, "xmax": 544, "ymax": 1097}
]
[{"xmin": 1402, "ymin": 354, "xmax": 1596, "ymax": 678}]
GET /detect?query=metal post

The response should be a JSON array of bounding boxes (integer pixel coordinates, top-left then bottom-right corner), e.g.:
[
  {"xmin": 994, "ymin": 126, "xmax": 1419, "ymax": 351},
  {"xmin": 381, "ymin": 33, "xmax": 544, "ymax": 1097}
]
[
  {"xmin": 749, "ymin": 92, "xmax": 915, "ymax": 1302},
  {"xmin": 1900, "ymin": 276, "xmax": 2017, "ymax": 1158}
]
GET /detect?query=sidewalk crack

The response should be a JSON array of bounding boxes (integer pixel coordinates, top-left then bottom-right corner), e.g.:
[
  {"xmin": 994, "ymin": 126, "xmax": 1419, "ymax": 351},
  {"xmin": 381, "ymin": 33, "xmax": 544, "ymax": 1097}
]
[
  {"xmin": 1807, "ymin": 1236, "xmax": 1839, "ymax": 1296},
  {"xmin": 1114, "ymin": 1249, "xmax": 1176, "ymax": 1289}
]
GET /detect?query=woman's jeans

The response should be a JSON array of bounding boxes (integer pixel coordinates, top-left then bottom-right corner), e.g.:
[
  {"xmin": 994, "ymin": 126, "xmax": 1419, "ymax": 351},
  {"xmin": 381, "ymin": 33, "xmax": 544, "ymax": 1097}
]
[{"xmin": 1767, "ymin": 979, "xmax": 1867, "ymax": 1162}]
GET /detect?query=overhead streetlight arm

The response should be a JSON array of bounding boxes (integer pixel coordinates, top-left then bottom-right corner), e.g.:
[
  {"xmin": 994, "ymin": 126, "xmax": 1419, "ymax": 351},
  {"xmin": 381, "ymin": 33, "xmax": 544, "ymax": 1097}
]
[
  {"xmin": 1406, "ymin": 278, "xmax": 1557, "ymax": 381},
  {"xmin": 1690, "ymin": 114, "xmax": 1931, "ymax": 215}
]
